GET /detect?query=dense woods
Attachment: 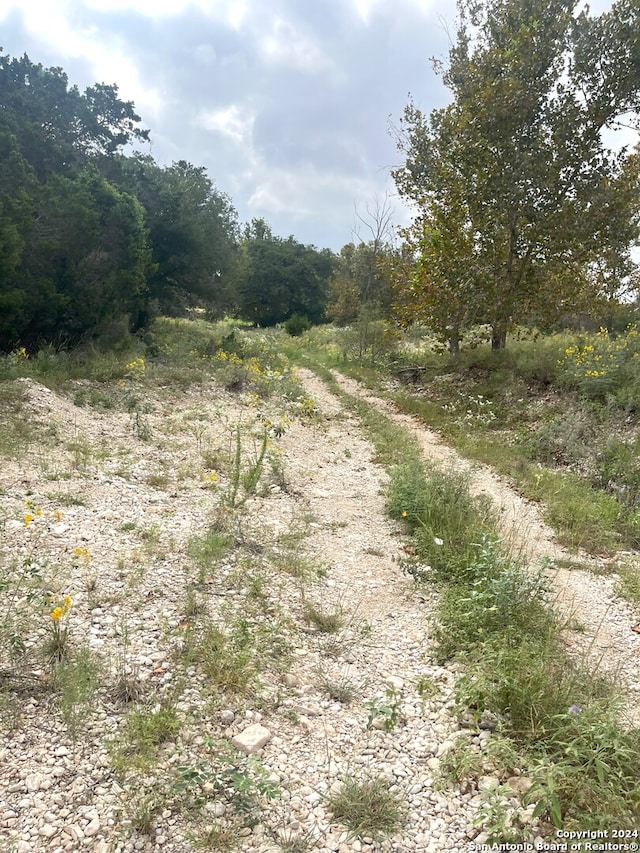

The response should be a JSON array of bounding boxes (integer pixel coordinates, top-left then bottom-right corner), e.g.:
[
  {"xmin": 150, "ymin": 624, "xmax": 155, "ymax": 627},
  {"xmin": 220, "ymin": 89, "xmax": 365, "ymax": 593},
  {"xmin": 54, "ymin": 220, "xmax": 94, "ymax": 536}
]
[{"xmin": 0, "ymin": 51, "xmax": 340, "ymax": 352}]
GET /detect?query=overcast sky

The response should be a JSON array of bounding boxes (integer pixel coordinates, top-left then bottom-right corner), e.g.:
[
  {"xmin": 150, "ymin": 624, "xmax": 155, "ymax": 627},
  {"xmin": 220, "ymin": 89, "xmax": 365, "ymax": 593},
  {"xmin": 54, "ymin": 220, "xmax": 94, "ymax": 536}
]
[
  {"xmin": 1, "ymin": 0, "xmax": 621, "ymax": 252},
  {"xmin": 0, "ymin": 0, "xmax": 464, "ymax": 250}
]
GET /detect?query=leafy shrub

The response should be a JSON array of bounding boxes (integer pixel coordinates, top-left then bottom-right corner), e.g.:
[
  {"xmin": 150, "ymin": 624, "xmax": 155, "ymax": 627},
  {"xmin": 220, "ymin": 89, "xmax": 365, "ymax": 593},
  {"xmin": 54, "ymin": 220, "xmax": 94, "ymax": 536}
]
[
  {"xmin": 593, "ymin": 436, "xmax": 640, "ymax": 509},
  {"xmin": 434, "ymin": 536, "xmax": 551, "ymax": 660},
  {"xmin": 557, "ymin": 326, "xmax": 640, "ymax": 402},
  {"xmin": 528, "ymin": 409, "xmax": 597, "ymax": 467},
  {"xmin": 284, "ymin": 314, "xmax": 312, "ymax": 337}
]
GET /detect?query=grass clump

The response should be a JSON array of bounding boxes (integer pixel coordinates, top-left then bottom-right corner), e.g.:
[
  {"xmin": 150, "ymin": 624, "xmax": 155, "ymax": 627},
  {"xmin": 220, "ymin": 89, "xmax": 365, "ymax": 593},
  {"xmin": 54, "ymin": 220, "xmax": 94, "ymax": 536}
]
[
  {"xmin": 182, "ymin": 622, "xmax": 257, "ymax": 695},
  {"xmin": 188, "ymin": 527, "xmax": 232, "ymax": 580},
  {"xmin": 527, "ymin": 467, "xmax": 625, "ymax": 553},
  {"xmin": 110, "ymin": 702, "xmax": 180, "ymax": 774},
  {"xmin": 326, "ymin": 774, "xmax": 404, "ymax": 840},
  {"xmin": 315, "ymin": 668, "xmax": 361, "ymax": 704},
  {"xmin": 614, "ymin": 560, "xmax": 640, "ymax": 613},
  {"xmin": 302, "ymin": 601, "xmax": 345, "ymax": 634},
  {"xmin": 53, "ymin": 647, "xmax": 101, "ymax": 741},
  {"xmin": 388, "ymin": 462, "xmax": 495, "ymax": 583},
  {"xmin": 433, "ymin": 536, "xmax": 551, "ymax": 662}
]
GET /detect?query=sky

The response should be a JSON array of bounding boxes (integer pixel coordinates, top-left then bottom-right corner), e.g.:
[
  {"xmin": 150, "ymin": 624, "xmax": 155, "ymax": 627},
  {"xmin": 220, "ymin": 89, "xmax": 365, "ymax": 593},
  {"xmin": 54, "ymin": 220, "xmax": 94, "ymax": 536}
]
[
  {"xmin": 0, "ymin": 0, "xmax": 624, "ymax": 253},
  {"xmin": 0, "ymin": 0, "xmax": 464, "ymax": 251}
]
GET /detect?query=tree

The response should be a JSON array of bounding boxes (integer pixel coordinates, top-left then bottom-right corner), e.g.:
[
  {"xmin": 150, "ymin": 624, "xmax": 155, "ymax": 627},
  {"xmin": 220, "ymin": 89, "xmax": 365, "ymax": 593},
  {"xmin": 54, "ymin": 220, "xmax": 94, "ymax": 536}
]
[
  {"xmin": 0, "ymin": 50, "xmax": 154, "ymax": 349},
  {"xmin": 393, "ymin": 0, "xmax": 640, "ymax": 350},
  {"xmin": 0, "ymin": 50, "xmax": 149, "ymax": 179},
  {"xmin": 327, "ymin": 193, "xmax": 397, "ymax": 325},
  {"xmin": 235, "ymin": 220, "xmax": 333, "ymax": 326},
  {"xmin": 0, "ymin": 119, "xmax": 38, "ymax": 347},
  {"xmin": 123, "ymin": 158, "xmax": 238, "ymax": 318},
  {"xmin": 326, "ymin": 241, "xmax": 395, "ymax": 325},
  {"xmin": 13, "ymin": 166, "xmax": 151, "ymax": 349}
]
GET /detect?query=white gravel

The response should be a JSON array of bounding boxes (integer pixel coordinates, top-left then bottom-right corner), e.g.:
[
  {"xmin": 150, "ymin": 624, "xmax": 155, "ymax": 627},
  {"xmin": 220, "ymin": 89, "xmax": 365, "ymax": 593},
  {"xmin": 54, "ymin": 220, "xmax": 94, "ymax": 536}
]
[{"xmin": 0, "ymin": 368, "xmax": 637, "ymax": 852}]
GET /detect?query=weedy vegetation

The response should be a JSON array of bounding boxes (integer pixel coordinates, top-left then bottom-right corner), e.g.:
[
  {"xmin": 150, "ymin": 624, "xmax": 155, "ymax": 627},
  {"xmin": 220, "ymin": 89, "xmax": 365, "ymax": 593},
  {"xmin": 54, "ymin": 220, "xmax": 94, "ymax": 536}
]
[
  {"xmin": 289, "ymin": 332, "xmax": 640, "ymax": 838},
  {"xmin": 3, "ymin": 316, "xmax": 640, "ymax": 844},
  {"xmin": 326, "ymin": 774, "xmax": 405, "ymax": 840}
]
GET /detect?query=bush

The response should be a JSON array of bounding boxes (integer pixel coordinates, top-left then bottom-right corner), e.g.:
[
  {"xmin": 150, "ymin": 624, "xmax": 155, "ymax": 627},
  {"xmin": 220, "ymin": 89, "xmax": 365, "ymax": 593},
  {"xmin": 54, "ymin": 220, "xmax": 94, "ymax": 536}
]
[
  {"xmin": 284, "ymin": 314, "xmax": 312, "ymax": 337},
  {"xmin": 593, "ymin": 436, "xmax": 640, "ymax": 509},
  {"xmin": 528, "ymin": 409, "xmax": 597, "ymax": 468},
  {"xmin": 557, "ymin": 326, "xmax": 640, "ymax": 402},
  {"xmin": 434, "ymin": 536, "xmax": 551, "ymax": 660}
]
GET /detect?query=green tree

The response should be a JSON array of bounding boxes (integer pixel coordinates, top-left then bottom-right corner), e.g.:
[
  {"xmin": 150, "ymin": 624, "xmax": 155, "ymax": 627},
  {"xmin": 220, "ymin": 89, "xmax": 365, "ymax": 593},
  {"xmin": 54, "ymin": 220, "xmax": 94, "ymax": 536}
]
[
  {"xmin": 11, "ymin": 166, "xmax": 150, "ymax": 349},
  {"xmin": 327, "ymin": 241, "xmax": 396, "ymax": 326},
  {"xmin": 236, "ymin": 220, "xmax": 333, "ymax": 326},
  {"xmin": 0, "ymin": 50, "xmax": 153, "ymax": 350},
  {"xmin": 106, "ymin": 156, "xmax": 239, "ymax": 318},
  {"xmin": 394, "ymin": 0, "xmax": 640, "ymax": 350},
  {"xmin": 0, "ymin": 120, "xmax": 38, "ymax": 346},
  {"xmin": 0, "ymin": 50, "xmax": 149, "ymax": 180}
]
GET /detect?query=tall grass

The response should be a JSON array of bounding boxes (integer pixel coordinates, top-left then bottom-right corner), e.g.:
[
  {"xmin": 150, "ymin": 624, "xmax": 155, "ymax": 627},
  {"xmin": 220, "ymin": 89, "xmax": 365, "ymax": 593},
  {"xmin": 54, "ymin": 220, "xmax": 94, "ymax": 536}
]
[{"xmin": 389, "ymin": 459, "xmax": 640, "ymax": 834}]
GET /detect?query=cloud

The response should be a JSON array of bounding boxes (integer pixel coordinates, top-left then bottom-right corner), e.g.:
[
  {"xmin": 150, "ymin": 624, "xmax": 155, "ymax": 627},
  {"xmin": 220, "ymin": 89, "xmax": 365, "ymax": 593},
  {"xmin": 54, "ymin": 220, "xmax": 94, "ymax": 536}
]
[
  {"xmin": 198, "ymin": 104, "xmax": 255, "ymax": 148},
  {"xmin": 256, "ymin": 18, "xmax": 334, "ymax": 73},
  {"xmin": 0, "ymin": 0, "xmax": 456, "ymax": 249}
]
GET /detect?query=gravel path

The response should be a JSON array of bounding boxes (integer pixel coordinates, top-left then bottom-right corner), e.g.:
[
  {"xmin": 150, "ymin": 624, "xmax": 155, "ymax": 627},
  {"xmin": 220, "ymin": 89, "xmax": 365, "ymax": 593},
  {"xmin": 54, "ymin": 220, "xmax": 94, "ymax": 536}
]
[
  {"xmin": 330, "ymin": 371, "xmax": 640, "ymax": 726},
  {"xmin": 0, "ymin": 366, "xmax": 638, "ymax": 853}
]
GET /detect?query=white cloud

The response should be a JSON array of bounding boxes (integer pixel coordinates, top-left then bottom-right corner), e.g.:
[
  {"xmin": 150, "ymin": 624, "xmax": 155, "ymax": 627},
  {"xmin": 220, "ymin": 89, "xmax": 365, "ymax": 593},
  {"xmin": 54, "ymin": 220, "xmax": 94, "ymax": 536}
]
[
  {"xmin": 352, "ymin": 0, "xmax": 437, "ymax": 24},
  {"xmin": 0, "ymin": 0, "xmax": 164, "ymax": 121},
  {"xmin": 81, "ymin": 0, "xmax": 245, "ymax": 21},
  {"xmin": 248, "ymin": 163, "xmax": 373, "ymax": 219},
  {"xmin": 352, "ymin": 0, "xmax": 384, "ymax": 25},
  {"xmin": 258, "ymin": 17, "xmax": 333, "ymax": 73},
  {"xmin": 198, "ymin": 104, "xmax": 255, "ymax": 147}
]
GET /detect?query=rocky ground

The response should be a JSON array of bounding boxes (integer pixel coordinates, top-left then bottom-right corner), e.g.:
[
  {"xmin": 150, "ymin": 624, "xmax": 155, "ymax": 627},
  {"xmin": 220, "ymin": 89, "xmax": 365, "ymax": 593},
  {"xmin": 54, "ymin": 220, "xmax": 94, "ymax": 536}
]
[{"xmin": 0, "ymin": 366, "xmax": 638, "ymax": 853}]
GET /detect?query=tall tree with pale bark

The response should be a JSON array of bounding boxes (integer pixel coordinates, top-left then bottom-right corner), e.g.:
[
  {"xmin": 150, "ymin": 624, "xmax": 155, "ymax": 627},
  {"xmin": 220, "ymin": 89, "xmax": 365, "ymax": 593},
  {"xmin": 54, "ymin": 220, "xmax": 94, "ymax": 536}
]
[{"xmin": 393, "ymin": 0, "xmax": 640, "ymax": 351}]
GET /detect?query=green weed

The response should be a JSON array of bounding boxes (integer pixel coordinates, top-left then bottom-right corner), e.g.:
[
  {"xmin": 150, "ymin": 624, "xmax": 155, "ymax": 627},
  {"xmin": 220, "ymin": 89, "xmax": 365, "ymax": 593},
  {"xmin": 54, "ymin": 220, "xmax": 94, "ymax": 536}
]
[
  {"xmin": 180, "ymin": 620, "xmax": 258, "ymax": 695},
  {"xmin": 53, "ymin": 647, "xmax": 101, "ymax": 741},
  {"xmin": 302, "ymin": 601, "xmax": 345, "ymax": 634},
  {"xmin": 326, "ymin": 774, "xmax": 405, "ymax": 840},
  {"xmin": 188, "ymin": 528, "xmax": 232, "ymax": 581},
  {"xmin": 109, "ymin": 702, "xmax": 180, "ymax": 774},
  {"xmin": 388, "ymin": 462, "xmax": 496, "ymax": 582},
  {"xmin": 365, "ymin": 687, "xmax": 403, "ymax": 731},
  {"xmin": 175, "ymin": 741, "xmax": 279, "ymax": 822},
  {"xmin": 614, "ymin": 561, "xmax": 640, "ymax": 612}
]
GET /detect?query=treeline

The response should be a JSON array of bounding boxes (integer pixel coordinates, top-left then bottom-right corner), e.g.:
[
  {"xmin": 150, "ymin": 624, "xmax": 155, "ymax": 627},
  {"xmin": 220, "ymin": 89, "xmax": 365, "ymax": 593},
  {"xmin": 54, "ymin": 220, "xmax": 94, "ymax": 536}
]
[{"xmin": 0, "ymin": 51, "xmax": 398, "ymax": 353}]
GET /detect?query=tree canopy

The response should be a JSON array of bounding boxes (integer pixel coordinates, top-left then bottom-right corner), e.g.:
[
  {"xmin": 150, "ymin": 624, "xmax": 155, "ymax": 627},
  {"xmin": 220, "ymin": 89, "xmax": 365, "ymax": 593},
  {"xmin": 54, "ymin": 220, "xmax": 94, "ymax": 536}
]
[
  {"xmin": 234, "ymin": 219, "xmax": 334, "ymax": 327},
  {"xmin": 393, "ymin": 0, "xmax": 640, "ymax": 351},
  {"xmin": 0, "ymin": 51, "xmax": 154, "ymax": 349},
  {"xmin": 0, "ymin": 49, "xmax": 342, "ymax": 352}
]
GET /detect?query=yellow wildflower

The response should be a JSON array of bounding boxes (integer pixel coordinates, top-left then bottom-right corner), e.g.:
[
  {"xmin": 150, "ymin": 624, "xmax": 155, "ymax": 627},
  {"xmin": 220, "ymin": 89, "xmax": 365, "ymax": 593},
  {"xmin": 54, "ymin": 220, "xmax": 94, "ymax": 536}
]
[
  {"xmin": 72, "ymin": 546, "xmax": 90, "ymax": 563},
  {"xmin": 24, "ymin": 514, "xmax": 34, "ymax": 527},
  {"xmin": 50, "ymin": 607, "xmax": 64, "ymax": 622}
]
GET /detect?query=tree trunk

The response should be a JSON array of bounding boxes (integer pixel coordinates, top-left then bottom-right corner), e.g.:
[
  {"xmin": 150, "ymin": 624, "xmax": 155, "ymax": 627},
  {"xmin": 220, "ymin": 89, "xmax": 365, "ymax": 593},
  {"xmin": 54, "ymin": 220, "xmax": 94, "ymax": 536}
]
[
  {"xmin": 491, "ymin": 325, "xmax": 507, "ymax": 351},
  {"xmin": 449, "ymin": 332, "xmax": 460, "ymax": 358}
]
